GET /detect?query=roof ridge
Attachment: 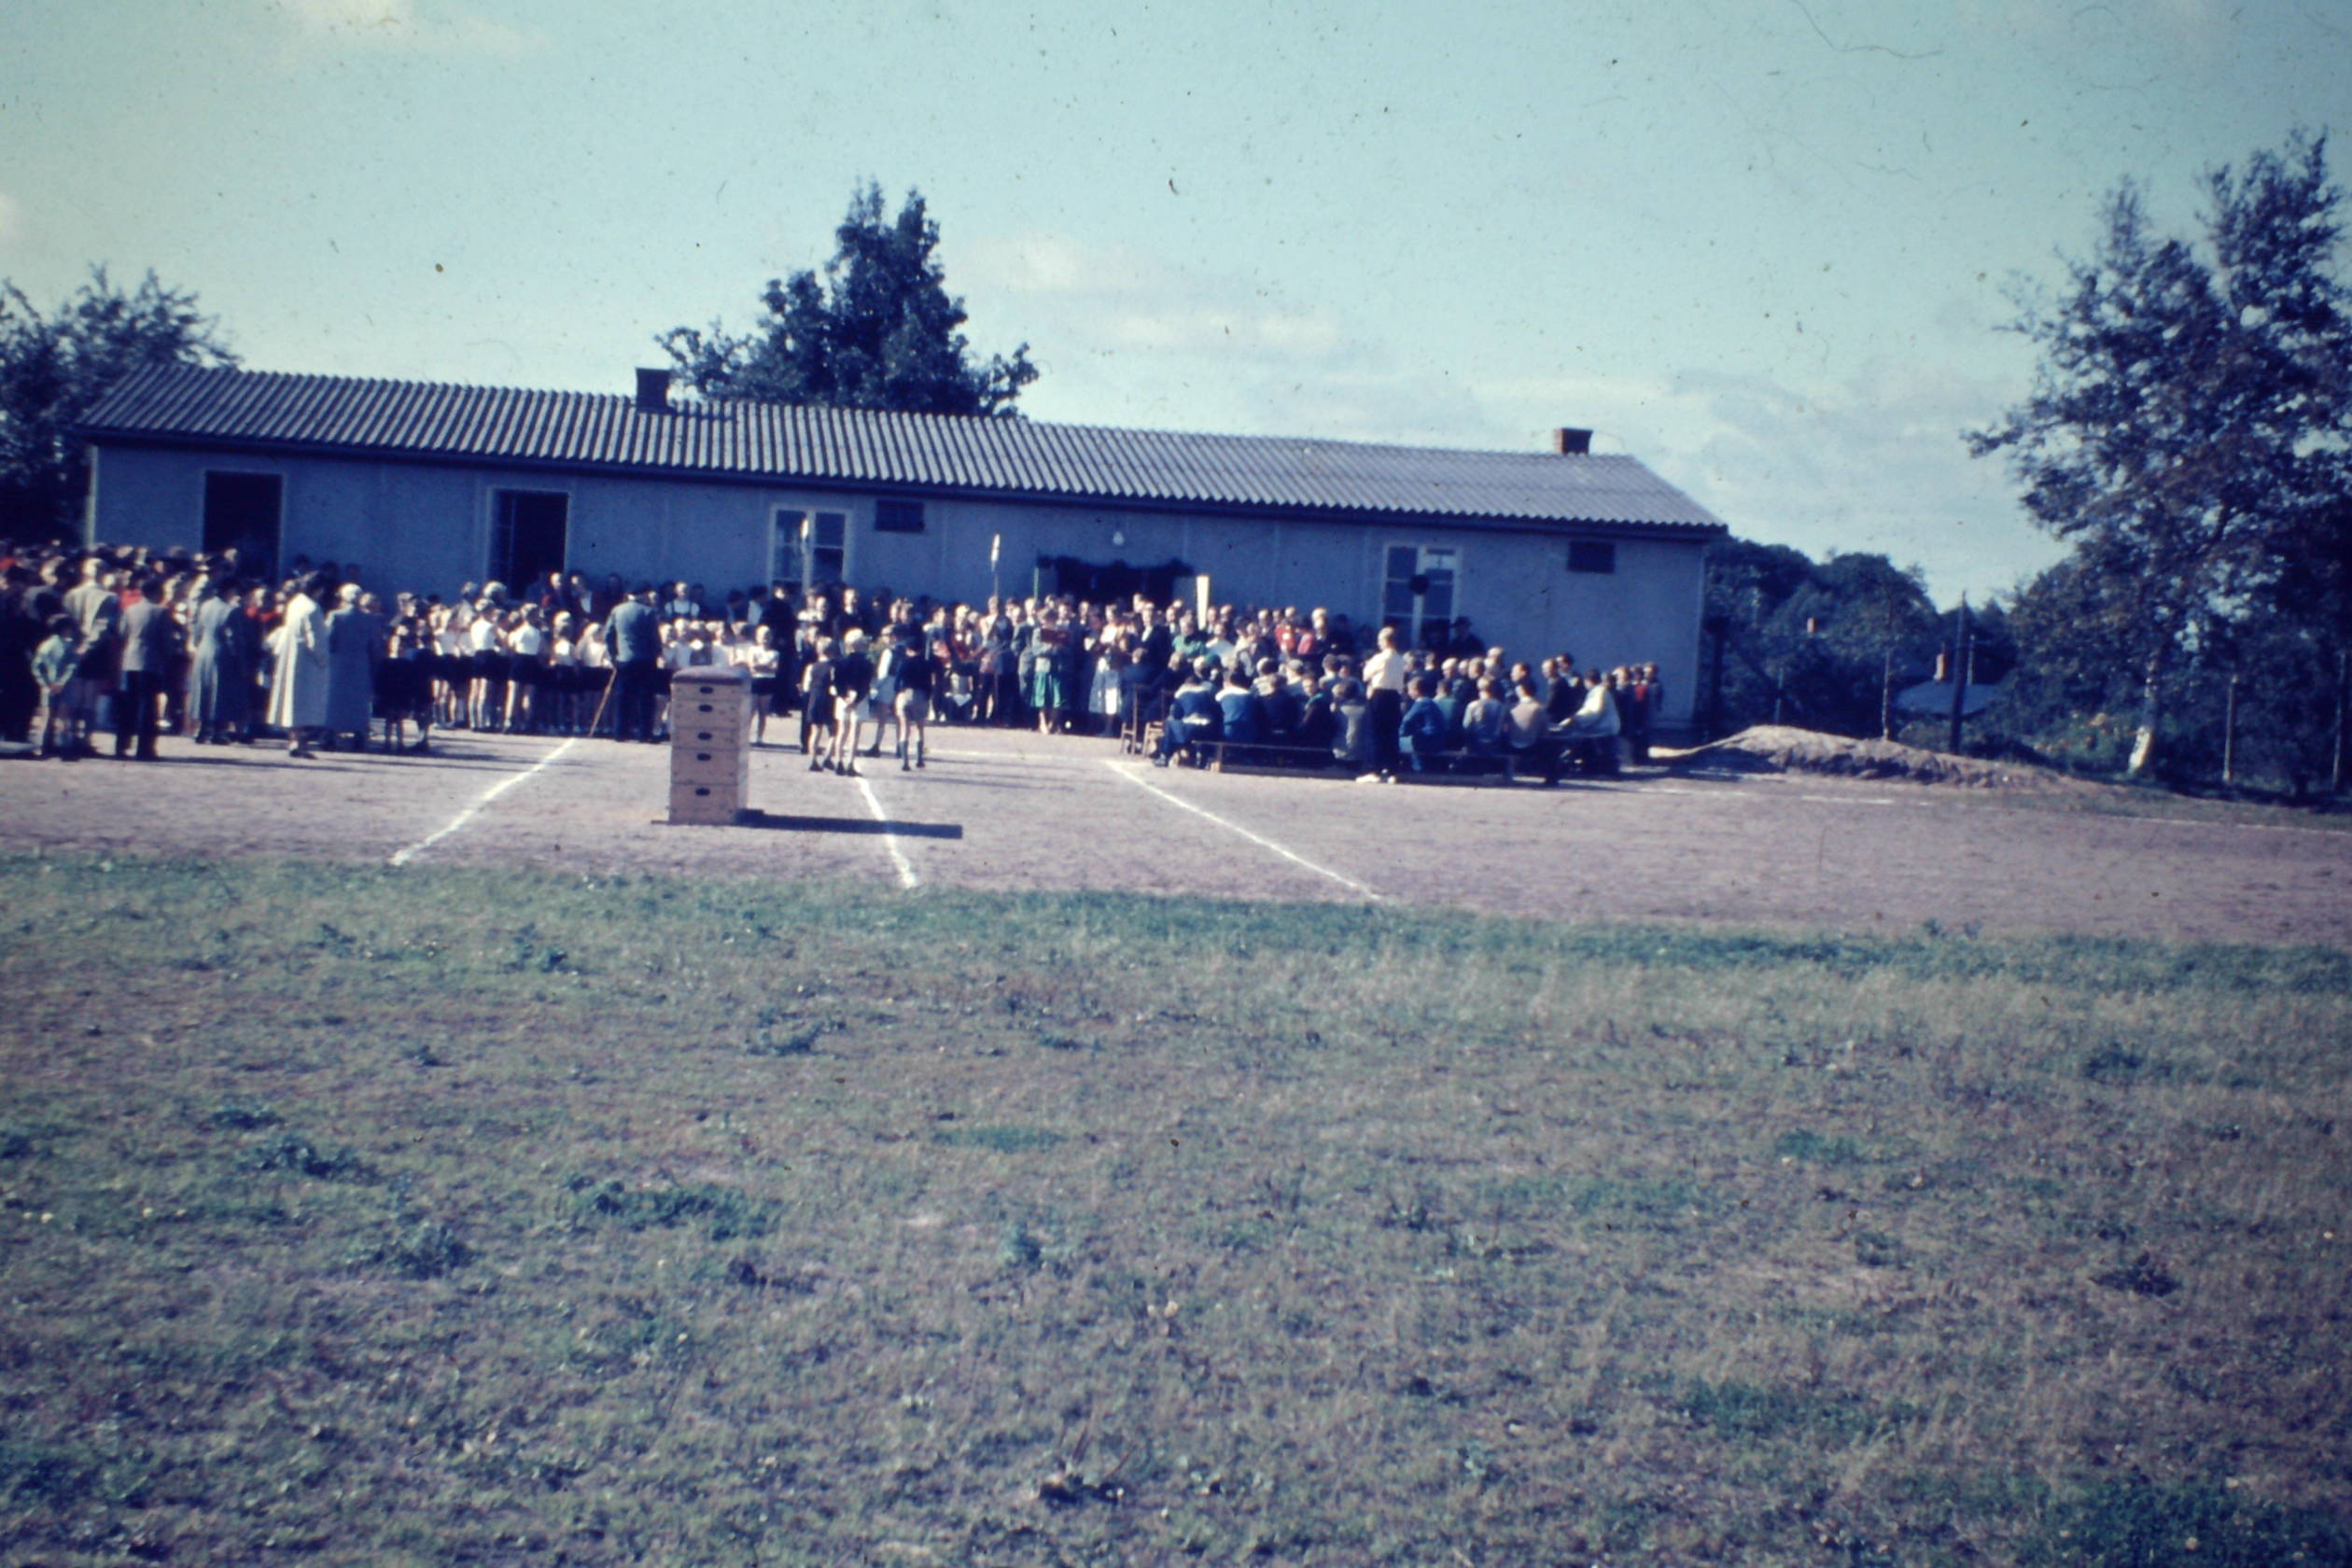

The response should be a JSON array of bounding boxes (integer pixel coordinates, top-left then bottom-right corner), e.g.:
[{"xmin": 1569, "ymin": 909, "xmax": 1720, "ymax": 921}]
[
  {"xmin": 117, "ymin": 362, "xmax": 1640, "ymax": 465},
  {"xmin": 76, "ymin": 362, "xmax": 1727, "ymax": 534}
]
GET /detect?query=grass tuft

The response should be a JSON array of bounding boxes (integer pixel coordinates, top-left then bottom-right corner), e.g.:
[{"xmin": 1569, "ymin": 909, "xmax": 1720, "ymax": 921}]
[
  {"xmin": 237, "ymin": 1129, "xmax": 369, "ymax": 1180},
  {"xmin": 2026, "ymin": 1479, "xmax": 2352, "ymax": 1567}
]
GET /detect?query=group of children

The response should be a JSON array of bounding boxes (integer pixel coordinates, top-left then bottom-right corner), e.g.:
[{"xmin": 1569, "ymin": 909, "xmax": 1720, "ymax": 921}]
[
  {"xmin": 1147, "ymin": 621, "xmax": 1659, "ymax": 783},
  {"xmin": 791, "ymin": 623, "xmax": 937, "ymax": 774},
  {"xmin": 9, "ymin": 543, "xmax": 1666, "ymax": 787}
]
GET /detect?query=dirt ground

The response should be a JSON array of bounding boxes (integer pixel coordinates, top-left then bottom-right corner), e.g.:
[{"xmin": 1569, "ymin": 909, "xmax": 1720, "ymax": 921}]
[{"xmin": 3, "ymin": 725, "xmax": 2347, "ymax": 946}]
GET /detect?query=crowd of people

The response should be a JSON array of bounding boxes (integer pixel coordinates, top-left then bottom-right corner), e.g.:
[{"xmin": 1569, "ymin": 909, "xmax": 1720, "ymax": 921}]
[{"xmin": 0, "ymin": 539, "xmax": 1664, "ymax": 784}]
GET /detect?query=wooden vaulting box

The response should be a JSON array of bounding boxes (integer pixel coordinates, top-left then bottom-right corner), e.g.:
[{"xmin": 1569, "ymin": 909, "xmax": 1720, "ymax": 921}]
[{"xmin": 668, "ymin": 666, "xmax": 749, "ymax": 825}]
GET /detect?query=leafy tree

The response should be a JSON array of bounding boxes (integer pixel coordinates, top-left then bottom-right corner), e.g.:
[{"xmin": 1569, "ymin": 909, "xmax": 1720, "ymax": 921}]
[
  {"xmin": 1702, "ymin": 539, "xmax": 1940, "ymax": 738},
  {"xmin": 1967, "ymin": 133, "xmax": 2350, "ymax": 777},
  {"xmin": 1792, "ymin": 553, "xmax": 1943, "ymax": 737},
  {"xmin": 659, "ymin": 184, "xmax": 1038, "ymax": 418},
  {"xmin": 1985, "ymin": 557, "xmax": 2149, "ymax": 771},
  {"xmin": 1996, "ymin": 549, "xmax": 2350, "ymax": 791},
  {"xmin": 0, "ymin": 267, "xmax": 237, "ymax": 542}
]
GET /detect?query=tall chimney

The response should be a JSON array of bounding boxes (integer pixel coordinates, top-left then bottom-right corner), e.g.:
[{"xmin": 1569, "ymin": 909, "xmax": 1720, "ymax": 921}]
[
  {"xmin": 1550, "ymin": 427, "xmax": 1592, "ymax": 455},
  {"xmin": 635, "ymin": 367, "xmax": 672, "ymax": 413}
]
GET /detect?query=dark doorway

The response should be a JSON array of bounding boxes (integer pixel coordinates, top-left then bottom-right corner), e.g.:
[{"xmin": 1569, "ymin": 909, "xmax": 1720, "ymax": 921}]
[
  {"xmin": 1037, "ymin": 555, "xmax": 1193, "ymax": 606},
  {"xmin": 492, "ymin": 490, "xmax": 568, "ymax": 587},
  {"xmin": 203, "ymin": 471, "xmax": 283, "ymax": 579}
]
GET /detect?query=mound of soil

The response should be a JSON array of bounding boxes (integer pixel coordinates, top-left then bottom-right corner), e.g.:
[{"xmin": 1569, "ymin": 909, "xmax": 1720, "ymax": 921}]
[{"xmin": 1657, "ymin": 725, "xmax": 2094, "ymax": 791}]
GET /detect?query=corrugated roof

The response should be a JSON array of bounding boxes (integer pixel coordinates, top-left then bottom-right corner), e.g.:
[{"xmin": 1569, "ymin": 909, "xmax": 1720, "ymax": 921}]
[{"xmin": 79, "ymin": 364, "xmax": 1728, "ymax": 534}]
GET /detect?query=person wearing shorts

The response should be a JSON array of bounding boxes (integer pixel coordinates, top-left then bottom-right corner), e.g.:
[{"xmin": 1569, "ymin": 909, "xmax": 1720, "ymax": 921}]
[
  {"xmin": 862, "ymin": 626, "xmax": 902, "ymax": 760},
  {"xmin": 891, "ymin": 623, "xmax": 935, "ymax": 770},
  {"xmin": 828, "ymin": 628, "xmax": 875, "ymax": 775},
  {"xmin": 743, "ymin": 623, "xmax": 784, "ymax": 746}
]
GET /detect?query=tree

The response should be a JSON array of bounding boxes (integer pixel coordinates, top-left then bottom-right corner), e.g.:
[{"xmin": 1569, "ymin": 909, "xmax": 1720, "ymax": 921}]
[
  {"xmin": 0, "ymin": 268, "xmax": 238, "ymax": 542},
  {"xmin": 659, "ymin": 184, "xmax": 1038, "ymax": 419},
  {"xmin": 1791, "ymin": 553, "xmax": 1941, "ymax": 738},
  {"xmin": 1702, "ymin": 539, "xmax": 1940, "ymax": 737},
  {"xmin": 1967, "ymin": 133, "xmax": 2350, "ymax": 777}
]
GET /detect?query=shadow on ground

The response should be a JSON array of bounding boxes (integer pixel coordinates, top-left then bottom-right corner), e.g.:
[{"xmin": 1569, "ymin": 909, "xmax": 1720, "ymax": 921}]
[{"xmin": 713, "ymin": 810, "xmax": 964, "ymax": 840}]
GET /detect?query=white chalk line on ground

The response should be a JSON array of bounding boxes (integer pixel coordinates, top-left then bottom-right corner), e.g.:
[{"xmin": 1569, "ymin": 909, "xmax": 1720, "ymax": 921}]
[
  {"xmin": 1101, "ymin": 759, "xmax": 1384, "ymax": 901},
  {"xmin": 388, "ymin": 738, "xmax": 578, "ymax": 867},
  {"xmin": 853, "ymin": 771, "xmax": 920, "ymax": 889}
]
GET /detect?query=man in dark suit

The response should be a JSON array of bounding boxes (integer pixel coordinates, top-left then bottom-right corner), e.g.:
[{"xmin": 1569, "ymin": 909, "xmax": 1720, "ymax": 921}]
[
  {"xmin": 114, "ymin": 576, "xmax": 183, "ymax": 761},
  {"xmin": 605, "ymin": 584, "xmax": 662, "ymax": 742}
]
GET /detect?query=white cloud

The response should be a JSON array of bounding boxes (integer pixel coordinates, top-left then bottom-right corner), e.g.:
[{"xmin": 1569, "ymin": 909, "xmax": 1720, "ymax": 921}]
[
  {"xmin": 961, "ymin": 232, "xmax": 1166, "ymax": 299},
  {"xmin": 965, "ymin": 230, "xmax": 2057, "ymax": 599},
  {"xmin": 0, "ymin": 190, "xmax": 20, "ymax": 249},
  {"xmin": 1462, "ymin": 357, "xmax": 2060, "ymax": 599},
  {"xmin": 1668, "ymin": 362, "xmax": 2057, "ymax": 597},
  {"xmin": 966, "ymin": 231, "xmax": 1349, "ymax": 363},
  {"xmin": 965, "ymin": 229, "xmax": 1457, "ymax": 439},
  {"xmin": 272, "ymin": 0, "xmax": 539, "ymax": 54}
]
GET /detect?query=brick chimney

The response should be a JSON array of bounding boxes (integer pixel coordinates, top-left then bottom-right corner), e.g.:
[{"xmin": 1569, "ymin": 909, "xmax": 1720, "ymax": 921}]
[
  {"xmin": 635, "ymin": 367, "xmax": 672, "ymax": 413},
  {"xmin": 1550, "ymin": 427, "xmax": 1592, "ymax": 455}
]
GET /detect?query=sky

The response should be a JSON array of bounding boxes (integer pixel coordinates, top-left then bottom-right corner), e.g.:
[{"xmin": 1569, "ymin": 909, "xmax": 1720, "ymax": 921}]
[{"xmin": 5, "ymin": 0, "xmax": 2349, "ymax": 603}]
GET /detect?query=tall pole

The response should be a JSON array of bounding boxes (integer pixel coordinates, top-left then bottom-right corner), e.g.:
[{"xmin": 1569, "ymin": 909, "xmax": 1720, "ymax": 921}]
[
  {"xmin": 1705, "ymin": 618, "xmax": 1727, "ymax": 742},
  {"xmin": 1881, "ymin": 644, "xmax": 1896, "ymax": 741},
  {"xmin": 2333, "ymin": 648, "xmax": 2348, "ymax": 794},
  {"xmin": 1947, "ymin": 595, "xmax": 1970, "ymax": 755},
  {"xmin": 2223, "ymin": 674, "xmax": 2239, "ymax": 786}
]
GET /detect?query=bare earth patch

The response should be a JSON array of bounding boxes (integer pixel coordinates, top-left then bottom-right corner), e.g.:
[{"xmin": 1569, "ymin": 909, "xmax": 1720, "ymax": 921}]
[
  {"xmin": 1659, "ymin": 724, "xmax": 2099, "ymax": 791},
  {"xmin": 2, "ymin": 724, "xmax": 2347, "ymax": 946}
]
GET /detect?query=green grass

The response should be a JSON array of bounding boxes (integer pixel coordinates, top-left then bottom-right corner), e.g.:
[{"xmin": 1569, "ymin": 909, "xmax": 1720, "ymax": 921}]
[{"xmin": 1, "ymin": 851, "xmax": 2348, "ymax": 1565}]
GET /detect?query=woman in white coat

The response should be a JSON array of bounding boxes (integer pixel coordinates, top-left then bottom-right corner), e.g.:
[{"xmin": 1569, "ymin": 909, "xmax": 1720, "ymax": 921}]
[{"xmin": 267, "ymin": 572, "xmax": 332, "ymax": 757}]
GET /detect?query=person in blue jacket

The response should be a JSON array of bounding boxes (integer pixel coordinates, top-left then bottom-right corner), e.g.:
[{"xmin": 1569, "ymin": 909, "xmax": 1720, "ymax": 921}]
[
  {"xmin": 1214, "ymin": 666, "xmax": 1262, "ymax": 751},
  {"xmin": 1397, "ymin": 673, "xmax": 1450, "ymax": 775},
  {"xmin": 1153, "ymin": 658, "xmax": 1222, "ymax": 765}
]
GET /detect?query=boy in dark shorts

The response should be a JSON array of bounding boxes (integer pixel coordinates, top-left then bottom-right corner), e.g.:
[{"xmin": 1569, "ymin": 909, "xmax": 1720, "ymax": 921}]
[
  {"xmin": 800, "ymin": 636, "xmax": 837, "ymax": 769},
  {"xmin": 828, "ymin": 629, "xmax": 875, "ymax": 775},
  {"xmin": 891, "ymin": 623, "xmax": 936, "ymax": 770}
]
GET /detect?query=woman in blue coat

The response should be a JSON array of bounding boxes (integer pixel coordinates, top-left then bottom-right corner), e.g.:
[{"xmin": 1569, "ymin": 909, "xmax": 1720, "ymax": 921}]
[{"xmin": 187, "ymin": 577, "xmax": 258, "ymax": 743}]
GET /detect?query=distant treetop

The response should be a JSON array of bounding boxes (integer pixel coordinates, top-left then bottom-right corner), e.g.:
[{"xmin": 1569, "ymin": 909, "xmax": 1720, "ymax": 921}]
[{"xmin": 658, "ymin": 183, "xmax": 1038, "ymax": 420}]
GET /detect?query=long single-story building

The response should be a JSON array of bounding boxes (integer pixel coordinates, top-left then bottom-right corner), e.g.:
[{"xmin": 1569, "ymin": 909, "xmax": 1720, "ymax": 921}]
[{"xmin": 77, "ymin": 364, "xmax": 1729, "ymax": 724}]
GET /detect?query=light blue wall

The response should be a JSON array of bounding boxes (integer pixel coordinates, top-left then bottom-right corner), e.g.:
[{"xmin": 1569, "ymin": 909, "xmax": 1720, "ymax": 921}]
[{"xmin": 90, "ymin": 443, "xmax": 1713, "ymax": 722}]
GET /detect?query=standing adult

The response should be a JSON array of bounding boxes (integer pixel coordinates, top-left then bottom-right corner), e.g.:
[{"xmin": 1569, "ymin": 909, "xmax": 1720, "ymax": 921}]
[
  {"xmin": 61, "ymin": 555, "xmax": 119, "ymax": 758},
  {"xmin": 604, "ymin": 582, "xmax": 662, "ymax": 742},
  {"xmin": 1361, "ymin": 624, "xmax": 1409, "ymax": 782},
  {"xmin": 187, "ymin": 577, "xmax": 258, "ymax": 744},
  {"xmin": 324, "ymin": 583, "xmax": 384, "ymax": 750},
  {"xmin": 267, "ymin": 571, "xmax": 332, "ymax": 758},
  {"xmin": 114, "ymin": 576, "xmax": 184, "ymax": 761},
  {"xmin": 0, "ymin": 565, "xmax": 43, "ymax": 744}
]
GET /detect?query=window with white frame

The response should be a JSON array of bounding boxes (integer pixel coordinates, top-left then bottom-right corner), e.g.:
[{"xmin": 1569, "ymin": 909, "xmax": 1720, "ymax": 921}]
[
  {"xmin": 774, "ymin": 508, "xmax": 849, "ymax": 588},
  {"xmin": 1382, "ymin": 543, "xmax": 1460, "ymax": 649}
]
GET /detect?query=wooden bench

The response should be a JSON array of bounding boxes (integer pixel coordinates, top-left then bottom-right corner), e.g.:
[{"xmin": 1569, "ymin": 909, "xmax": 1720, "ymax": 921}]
[{"xmin": 1199, "ymin": 738, "xmax": 1344, "ymax": 774}]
